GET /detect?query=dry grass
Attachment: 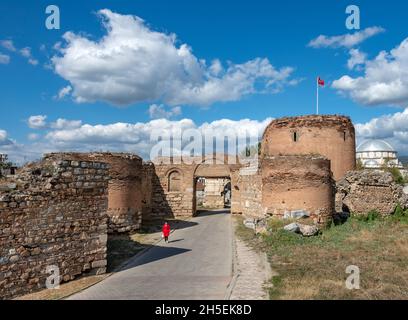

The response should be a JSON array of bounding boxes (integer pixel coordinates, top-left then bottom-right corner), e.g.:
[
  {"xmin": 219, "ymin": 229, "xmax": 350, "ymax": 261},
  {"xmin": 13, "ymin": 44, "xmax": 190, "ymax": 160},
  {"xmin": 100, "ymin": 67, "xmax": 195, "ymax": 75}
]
[
  {"xmin": 14, "ymin": 275, "xmax": 108, "ymax": 300},
  {"xmin": 235, "ymin": 212, "xmax": 408, "ymax": 300}
]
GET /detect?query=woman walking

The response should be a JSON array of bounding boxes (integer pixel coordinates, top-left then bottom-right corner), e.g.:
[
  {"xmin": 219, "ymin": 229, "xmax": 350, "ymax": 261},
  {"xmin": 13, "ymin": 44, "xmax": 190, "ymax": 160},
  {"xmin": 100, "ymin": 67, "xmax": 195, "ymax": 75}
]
[{"xmin": 162, "ymin": 222, "xmax": 171, "ymax": 243}]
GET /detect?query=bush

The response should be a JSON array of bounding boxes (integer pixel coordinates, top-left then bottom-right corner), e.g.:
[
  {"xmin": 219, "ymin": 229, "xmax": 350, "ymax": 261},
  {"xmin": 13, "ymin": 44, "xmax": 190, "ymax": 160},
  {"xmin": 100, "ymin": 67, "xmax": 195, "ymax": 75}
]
[
  {"xmin": 355, "ymin": 210, "xmax": 380, "ymax": 222},
  {"xmin": 394, "ymin": 204, "xmax": 405, "ymax": 217},
  {"xmin": 385, "ymin": 166, "xmax": 405, "ymax": 185}
]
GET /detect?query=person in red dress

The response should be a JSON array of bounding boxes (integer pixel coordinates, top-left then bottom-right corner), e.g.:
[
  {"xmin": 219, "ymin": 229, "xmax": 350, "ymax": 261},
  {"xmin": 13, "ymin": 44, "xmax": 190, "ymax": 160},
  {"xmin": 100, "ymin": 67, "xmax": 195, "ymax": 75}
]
[{"xmin": 162, "ymin": 222, "xmax": 171, "ymax": 243}]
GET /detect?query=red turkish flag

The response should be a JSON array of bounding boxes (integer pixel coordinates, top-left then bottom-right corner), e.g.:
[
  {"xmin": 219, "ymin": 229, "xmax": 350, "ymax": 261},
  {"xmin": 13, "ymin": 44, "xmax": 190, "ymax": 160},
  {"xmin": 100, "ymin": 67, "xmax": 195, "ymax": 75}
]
[{"xmin": 318, "ymin": 77, "xmax": 325, "ymax": 86}]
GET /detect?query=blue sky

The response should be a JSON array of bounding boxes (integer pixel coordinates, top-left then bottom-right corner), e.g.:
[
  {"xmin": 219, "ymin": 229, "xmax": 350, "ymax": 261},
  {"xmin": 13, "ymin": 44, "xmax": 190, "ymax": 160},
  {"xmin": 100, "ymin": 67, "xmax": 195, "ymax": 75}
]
[{"xmin": 1, "ymin": 0, "xmax": 408, "ymax": 163}]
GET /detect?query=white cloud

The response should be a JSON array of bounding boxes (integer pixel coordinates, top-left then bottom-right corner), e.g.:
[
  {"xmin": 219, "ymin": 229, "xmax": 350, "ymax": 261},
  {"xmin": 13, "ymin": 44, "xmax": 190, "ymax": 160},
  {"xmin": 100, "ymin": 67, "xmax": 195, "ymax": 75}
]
[
  {"xmin": 0, "ymin": 40, "xmax": 16, "ymax": 52},
  {"xmin": 148, "ymin": 104, "xmax": 182, "ymax": 119},
  {"xmin": 308, "ymin": 27, "xmax": 385, "ymax": 49},
  {"xmin": 28, "ymin": 58, "xmax": 39, "ymax": 66},
  {"xmin": 347, "ymin": 49, "xmax": 366, "ymax": 70},
  {"xmin": 0, "ymin": 129, "xmax": 13, "ymax": 146},
  {"xmin": 333, "ymin": 37, "xmax": 408, "ymax": 106},
  {"xmin": 28, "ymin": 133, "xmax": 40, "ymax": 141},
  {"xmin": 28, "ymin": 115, "xmax": 47, "ymax": 129},
  {"xmin": 356, "ymin": 108, "xmax": 408, "ymax": 154},
  {"xmin": 0, "ymin": 130, "xmax": 8, "ymax": 143},
  {"xmin": 43, "ymin": 117, "xmax": 272, "ymax": 159},
  {"xmin": 5, "ymin": 118, "xmax": 273, "ymax": 162},
  {"xmin": 0, "ymin": 53, "xmax": 10, "ymax": 64},
  {"xmin": 356, "ymin": 108, "xmax": 408, "ymax": 139},
  {"xmin": 50, "ymin": 118, "xmax": 82, "ymax": 130},
  {"xmin": 51, "ymin": 9, "xmax": 297, "ymax": 107},
  {"xmin": 19, "ymin": 47, "xmax": 39, "ymax": 66},
  {"xmin": 28, "ymin": 115, "xmax": 82, "ymax": 130},
  {"xmin": 20, "ymin": 47, "xmax": 31, "ymax": 58},
  {"xmin": 209, "ymin": 59, "xmax": 223, "ymax": 76},
  {"xmin": 56, "ymin": 85, "xmax": 72, "ymax": 100}
]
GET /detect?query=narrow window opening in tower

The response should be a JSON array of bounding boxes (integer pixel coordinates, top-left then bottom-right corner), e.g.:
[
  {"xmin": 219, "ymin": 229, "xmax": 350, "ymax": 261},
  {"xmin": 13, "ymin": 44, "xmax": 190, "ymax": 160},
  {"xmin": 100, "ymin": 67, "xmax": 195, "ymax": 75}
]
[
  {"xmin": 293, "ymin": 132, "xmax": 298, "ymax": 142},
  {"xmin": 343, "ymin": 131, "xmax": 346, "ymax": 141}
]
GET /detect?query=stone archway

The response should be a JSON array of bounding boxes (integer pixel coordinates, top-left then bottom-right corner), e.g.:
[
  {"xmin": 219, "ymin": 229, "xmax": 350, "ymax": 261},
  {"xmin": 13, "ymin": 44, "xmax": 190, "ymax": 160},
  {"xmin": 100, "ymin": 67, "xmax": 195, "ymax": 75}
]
[
  {"xmin": 146, "ymin": 155, "xmax": 243, "ymax": 219},
  {"xmin": 193, "ymin": 157, "xmax": 232, "ymax": 214}
]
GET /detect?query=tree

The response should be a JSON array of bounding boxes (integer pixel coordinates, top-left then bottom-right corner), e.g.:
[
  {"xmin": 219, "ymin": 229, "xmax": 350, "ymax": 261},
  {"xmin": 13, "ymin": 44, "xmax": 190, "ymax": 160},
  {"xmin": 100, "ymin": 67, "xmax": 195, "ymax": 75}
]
[
  {"xmin": 381, "ymin": 158, "xmax": 405, "ymax": 184},
  {"xmin": 356, "ymin": 158, "xmax": 364, "ymax": 171}
]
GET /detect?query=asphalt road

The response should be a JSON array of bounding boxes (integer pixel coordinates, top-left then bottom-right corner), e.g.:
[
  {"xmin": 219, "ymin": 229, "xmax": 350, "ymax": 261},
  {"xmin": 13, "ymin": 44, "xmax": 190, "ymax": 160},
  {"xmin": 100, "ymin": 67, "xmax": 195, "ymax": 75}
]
[{"xmin": 68, "ymin": 210, "xmax": 233, "ymax": 300}]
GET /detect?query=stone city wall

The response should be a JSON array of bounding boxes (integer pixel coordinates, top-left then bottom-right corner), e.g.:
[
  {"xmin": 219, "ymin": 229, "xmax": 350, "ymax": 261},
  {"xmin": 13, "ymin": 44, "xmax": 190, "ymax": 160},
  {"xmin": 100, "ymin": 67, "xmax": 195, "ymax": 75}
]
[
  {"xmin": 46, "ymin": 153, "xmax": 143, "ymax": 233},
  {"xmin": 0, "ymin": 156, "xmax": 109, "ymax": 299},
  {"xmin": 261, "ymin": 155, "xmax": 335, "ymax": 226},
  {"xmin": 238, "ymin": 164, "xmax": 263, "ymax": 219},
  {"xmin": 336, "ymin": 170, "xmax": 408, "ymax": 215},
  {"xmin": 202, "ymin": 178, "xmax": 230, "ymax": 209}
]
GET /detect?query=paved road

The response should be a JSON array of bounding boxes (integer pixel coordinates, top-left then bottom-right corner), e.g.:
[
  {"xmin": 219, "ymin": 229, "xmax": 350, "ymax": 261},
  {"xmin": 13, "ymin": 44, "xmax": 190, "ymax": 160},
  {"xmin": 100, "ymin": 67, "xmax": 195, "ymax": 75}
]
[{"xmin": 68, "ymin": 210, "xmax": 233, "ymax": 300}]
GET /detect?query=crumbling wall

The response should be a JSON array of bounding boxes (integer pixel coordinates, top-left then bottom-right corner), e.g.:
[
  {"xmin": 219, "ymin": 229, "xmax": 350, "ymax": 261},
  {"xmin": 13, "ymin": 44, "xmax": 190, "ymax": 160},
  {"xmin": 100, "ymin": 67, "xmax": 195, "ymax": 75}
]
[
  {"xmin": 238, "ymin": 164, "xmax": 263, "ymax": 219},
  {"xmin": 0, "ymin": 156, "xmax": 109, "ymax": 299},
  {"xmin": 261, "ymin": 115, "xmax": 356, "ymax": 180},
  {"xmin": 202, "ymin": 178, "xmax": 229, "ymax": 209},
  {"xmin": 336, "ymin": 170, "xmax": 408, "ymax": 215},
  {"xmin": 46, "ymin": 153, "xmax": 143, "ymax": 233},
  {"xmin": 230, "ymin": 168, "xmax": 242, "ymax": 214},
  {"xmin": 141, "ymin": 162, "xmax": 154, "ymax": 222},
  {"xmin": 261, "ymin": 155, "xmax": 335, "ymax": 226}
]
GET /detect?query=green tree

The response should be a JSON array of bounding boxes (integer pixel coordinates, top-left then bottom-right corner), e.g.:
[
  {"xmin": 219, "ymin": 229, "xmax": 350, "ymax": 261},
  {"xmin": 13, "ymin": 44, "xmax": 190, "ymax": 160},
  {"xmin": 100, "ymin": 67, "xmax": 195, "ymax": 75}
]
[
  {"xmin": 356, "ymin": 158, "xmax": 364, "ymax": 170},
  {"xmin": 381, "ymin": 158, "xmax": 405, "ymax": 184}
]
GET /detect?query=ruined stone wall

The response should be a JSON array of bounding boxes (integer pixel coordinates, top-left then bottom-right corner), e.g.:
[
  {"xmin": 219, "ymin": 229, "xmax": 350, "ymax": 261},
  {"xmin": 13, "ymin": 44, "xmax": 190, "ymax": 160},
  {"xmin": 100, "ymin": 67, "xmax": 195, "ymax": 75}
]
[
  {"xmin": 0, "ymin": 156, "xmax": 109, "ymax": 299},
  {"xmin": 336, "ymin": 170, "xmax": 408, "ymax": 215},
  {"xmin": 238, "ymin": 164, "xmax": 263, "ymax": 219},
  {"xmin": 261, "ymin": 115, "xmax": 356, "ymax": 180},
  {"xmin": 148, "ymin": 161, "xmax": 195, "ymax": 219},
  {"xmin": 100, "ymin": 154, "xmax": 142, "ymax": 233},
  {"xmin": 141, "ymin": 162, "xmax": 154, "ymax": 222},
  {"xmin": 46, "ymin": 153, "xmax": 143, "ymax": 233},
  {"xmin": 230, "ymin": 168, "xmax": 242, "ymax": 214},
  {"xmin": 202, "ymin": 178, "xmax": 229, "ymax": 209},
  {"xmin": 261, "ymin": 155, "xmax": 335, "ymax": 226}
]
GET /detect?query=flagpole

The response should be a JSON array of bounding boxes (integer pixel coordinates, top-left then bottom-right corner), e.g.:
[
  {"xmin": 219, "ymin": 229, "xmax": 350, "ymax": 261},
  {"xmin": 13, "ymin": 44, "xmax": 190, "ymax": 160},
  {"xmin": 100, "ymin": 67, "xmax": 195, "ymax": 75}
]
[{"xmin": 316, "ymin": 77, "xmax": 319, "ymax": 115}]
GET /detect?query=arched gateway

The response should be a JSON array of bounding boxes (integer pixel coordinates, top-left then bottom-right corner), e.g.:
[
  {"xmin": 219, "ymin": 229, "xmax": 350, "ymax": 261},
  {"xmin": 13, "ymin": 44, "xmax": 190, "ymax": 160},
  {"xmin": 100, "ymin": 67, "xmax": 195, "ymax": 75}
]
[{"xmin": 146, "ymin": 155, "xmax": 243, "ymax": 218}]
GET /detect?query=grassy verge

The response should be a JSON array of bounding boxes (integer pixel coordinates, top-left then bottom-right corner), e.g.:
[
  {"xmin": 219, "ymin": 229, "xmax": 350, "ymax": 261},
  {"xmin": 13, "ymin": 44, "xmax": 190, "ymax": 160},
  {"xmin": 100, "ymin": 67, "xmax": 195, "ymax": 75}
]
[
  {"xmin": 235, "ymin": 210, "xmax": 408, "ymax": 300},
  {"xmin": 14, "ymin": 275, "xmax": 108, "ymax": 300}
]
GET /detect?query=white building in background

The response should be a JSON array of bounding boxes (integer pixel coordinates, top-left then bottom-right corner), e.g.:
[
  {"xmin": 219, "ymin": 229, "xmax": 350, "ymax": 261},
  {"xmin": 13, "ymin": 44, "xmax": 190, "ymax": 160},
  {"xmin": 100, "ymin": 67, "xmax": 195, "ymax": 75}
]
[{"xmin": 356, "ymin": 139, "xmax": 403, "ymax": 169}]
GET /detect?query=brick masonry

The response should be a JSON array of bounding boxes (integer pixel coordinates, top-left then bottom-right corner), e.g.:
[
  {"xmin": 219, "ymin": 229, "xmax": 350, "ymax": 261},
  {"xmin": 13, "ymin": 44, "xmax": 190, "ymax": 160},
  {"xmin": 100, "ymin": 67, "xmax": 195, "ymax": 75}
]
[{"xmin": 0, "ymin": 156, "xmax": 109, "ymax": 299}]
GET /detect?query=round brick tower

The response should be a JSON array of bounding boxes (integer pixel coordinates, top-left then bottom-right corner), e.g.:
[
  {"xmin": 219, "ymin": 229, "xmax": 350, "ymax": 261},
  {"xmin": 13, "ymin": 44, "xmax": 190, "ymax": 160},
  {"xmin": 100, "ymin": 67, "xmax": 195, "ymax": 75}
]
[
  {"xmin": 91, "ymin": 153, "xmax": 143, "ymax": 233},
  {"xmin": 261, "ymin": 115, "xmax": 356, "ymax": 181},
  {"xmin": 45, "ymin": 152, "xmax": 143, "ymax": 233},
  {"xmin": 261, "ymin": 155, "xmax": 335, "ymax": 226}
]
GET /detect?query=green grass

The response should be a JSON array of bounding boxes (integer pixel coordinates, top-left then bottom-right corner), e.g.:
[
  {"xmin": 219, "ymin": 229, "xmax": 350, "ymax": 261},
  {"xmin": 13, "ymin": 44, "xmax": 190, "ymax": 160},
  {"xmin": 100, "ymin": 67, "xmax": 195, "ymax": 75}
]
[{"xmin": 235, "ymin": 208, "xmax": 408, "ymax": 300}]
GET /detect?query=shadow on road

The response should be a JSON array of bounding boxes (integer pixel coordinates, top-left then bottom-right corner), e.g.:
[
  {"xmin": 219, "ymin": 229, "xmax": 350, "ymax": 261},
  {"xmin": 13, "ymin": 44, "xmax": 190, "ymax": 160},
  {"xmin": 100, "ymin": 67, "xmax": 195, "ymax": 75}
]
[
  {"xmin": 118, "ymin": 246, "xmax": 191, "ymax": 272},
  {"xmin": 195, "ymin": 209, "xmax": 231, "ymax": 217},
  {"xmin": 169, "ymin": 239, "xmax": 184, "ymax": 244}
]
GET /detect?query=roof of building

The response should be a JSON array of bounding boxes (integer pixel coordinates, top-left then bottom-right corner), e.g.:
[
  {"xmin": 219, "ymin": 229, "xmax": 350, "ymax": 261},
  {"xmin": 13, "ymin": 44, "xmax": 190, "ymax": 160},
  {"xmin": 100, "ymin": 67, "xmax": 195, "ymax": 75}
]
[{"xmin": 357, "ymin": 139, "xmax": 395, "ymax": 153}]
